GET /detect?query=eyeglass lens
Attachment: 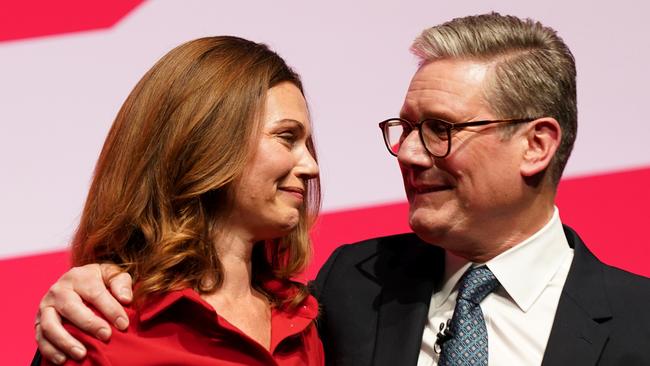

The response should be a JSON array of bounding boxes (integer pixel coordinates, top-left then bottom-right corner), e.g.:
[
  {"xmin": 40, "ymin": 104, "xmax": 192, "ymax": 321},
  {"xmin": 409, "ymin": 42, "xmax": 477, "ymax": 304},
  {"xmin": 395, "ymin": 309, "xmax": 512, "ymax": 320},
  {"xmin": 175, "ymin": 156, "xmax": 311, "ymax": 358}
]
[{"xmin": 384, "ymin": 119, "xmax": 450, "ymax": 156}]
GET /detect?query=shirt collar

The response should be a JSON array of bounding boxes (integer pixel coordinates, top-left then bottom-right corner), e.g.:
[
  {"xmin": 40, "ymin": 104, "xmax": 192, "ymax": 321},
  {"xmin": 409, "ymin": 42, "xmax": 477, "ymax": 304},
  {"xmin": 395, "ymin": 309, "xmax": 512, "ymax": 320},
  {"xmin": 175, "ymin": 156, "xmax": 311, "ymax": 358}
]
[
  {"xmin": 138, "ymin": 288, "xmax": 207, "ymax": 323},
  {"xmin": 433, "ymin": 207, "xmax": 571, "ymax": 312},
  {"xmin": 138, "ymin": 280, "xmax": 319, "ymax": 324},
  {"xmin": 487, "ymin": 207, "xmax": 571, "ymax": 312}
]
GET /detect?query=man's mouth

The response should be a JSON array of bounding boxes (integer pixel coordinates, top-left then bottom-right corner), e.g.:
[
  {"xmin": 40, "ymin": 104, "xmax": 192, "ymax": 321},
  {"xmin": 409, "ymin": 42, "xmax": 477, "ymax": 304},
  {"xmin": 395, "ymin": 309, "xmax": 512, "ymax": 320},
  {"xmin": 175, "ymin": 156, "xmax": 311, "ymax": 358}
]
[{"xmin": 411, "ymin": 184, "xmax": 453, "ymax": 194}]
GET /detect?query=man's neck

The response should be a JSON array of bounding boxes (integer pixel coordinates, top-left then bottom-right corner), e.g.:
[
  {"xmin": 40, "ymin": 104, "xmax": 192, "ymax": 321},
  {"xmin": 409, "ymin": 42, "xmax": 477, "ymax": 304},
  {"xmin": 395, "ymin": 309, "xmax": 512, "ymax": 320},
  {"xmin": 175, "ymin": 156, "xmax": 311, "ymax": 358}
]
[{"xmin": 446, "ymin": 199, "xmax": 556, "ymax": 263}]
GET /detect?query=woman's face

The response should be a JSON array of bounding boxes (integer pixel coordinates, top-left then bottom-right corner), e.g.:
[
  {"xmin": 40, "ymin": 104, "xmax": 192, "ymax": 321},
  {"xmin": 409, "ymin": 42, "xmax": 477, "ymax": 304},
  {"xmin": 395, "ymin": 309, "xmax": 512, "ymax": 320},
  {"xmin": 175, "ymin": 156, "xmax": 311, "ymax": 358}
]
[{"xmin": 229, "ymin": 82, "xmax": 319, "ymax": 242}]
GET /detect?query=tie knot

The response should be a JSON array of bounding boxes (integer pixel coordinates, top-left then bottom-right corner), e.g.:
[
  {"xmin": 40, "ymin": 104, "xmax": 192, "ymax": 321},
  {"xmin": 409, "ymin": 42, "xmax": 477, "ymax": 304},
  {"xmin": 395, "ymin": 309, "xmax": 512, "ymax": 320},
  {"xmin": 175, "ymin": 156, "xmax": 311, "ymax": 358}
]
[{"xmin": 457, "ymin": 266, "xmax": 499, "ymax": 304}]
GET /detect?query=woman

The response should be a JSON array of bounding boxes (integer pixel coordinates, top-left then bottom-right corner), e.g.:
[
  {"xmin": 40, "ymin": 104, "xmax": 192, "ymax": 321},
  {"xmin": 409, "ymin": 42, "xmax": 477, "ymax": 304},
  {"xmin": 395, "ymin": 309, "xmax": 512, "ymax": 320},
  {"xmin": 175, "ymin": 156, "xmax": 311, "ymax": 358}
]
[{"xmin": 40, "ymin": 36, "xmax": 322, "ymax": 365}]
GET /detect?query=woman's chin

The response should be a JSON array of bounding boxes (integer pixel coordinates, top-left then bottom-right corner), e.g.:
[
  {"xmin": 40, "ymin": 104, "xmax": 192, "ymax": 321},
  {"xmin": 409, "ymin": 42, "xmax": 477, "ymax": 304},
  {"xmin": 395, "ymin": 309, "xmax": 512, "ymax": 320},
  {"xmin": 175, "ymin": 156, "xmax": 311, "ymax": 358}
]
[{"xmin": 256, "ymin": 217, "xmax": 300, "ymax": 241}]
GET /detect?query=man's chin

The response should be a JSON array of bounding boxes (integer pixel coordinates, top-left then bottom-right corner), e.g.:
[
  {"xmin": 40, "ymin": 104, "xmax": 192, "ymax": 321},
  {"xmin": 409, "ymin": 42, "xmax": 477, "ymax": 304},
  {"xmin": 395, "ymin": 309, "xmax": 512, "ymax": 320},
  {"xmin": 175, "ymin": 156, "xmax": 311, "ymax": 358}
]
[{"xmin": 408, "ymin": 211, "xmax": 450, "ymax": 245}]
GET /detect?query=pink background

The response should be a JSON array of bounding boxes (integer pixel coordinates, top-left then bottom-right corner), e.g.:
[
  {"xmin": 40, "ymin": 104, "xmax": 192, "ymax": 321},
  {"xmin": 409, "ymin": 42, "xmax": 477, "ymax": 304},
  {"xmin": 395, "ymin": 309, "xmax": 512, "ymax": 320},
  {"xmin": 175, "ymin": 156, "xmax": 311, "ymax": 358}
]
[{"xmin": 1, "ymin": 1, "xmax": 649, "ymax": 364}]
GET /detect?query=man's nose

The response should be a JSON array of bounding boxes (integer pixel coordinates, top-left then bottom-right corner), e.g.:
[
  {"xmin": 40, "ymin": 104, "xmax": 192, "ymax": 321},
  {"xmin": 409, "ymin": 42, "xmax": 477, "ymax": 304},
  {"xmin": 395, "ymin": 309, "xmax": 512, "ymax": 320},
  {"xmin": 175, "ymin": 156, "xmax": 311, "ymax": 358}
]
[{"xmin": 397, "ymin": 130, "xmax": 434, "ymax": 168}]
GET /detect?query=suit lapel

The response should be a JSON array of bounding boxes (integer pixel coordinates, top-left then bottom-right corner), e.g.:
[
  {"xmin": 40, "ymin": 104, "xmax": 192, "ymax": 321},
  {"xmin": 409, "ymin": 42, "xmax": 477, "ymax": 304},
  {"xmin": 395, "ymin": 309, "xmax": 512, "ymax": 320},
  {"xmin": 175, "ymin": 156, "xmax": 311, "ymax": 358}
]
[
  {"xmin": 542, "ymin": 226, "xmax": 612, "ymax": 366},
  {"xmin": 370, "ymin": 238, "xmax": 444, "ymax": 366}
]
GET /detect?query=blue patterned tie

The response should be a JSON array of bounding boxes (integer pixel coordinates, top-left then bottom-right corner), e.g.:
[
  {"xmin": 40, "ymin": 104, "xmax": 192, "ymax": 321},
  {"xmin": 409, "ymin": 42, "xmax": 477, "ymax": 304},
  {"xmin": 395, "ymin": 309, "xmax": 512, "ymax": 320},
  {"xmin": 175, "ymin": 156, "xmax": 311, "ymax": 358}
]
[{"xmin": 438, "ymin": 266, "xmax": 500, "ymax": 366}]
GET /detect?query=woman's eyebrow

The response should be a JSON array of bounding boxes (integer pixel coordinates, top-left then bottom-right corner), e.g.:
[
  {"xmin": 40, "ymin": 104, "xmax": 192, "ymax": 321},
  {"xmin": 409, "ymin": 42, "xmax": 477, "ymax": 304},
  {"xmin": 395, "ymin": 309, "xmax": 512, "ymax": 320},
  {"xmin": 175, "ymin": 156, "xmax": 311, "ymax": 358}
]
[{"xmin": 274, "ymin": 119, "xmax": 306, "ymax": 131}]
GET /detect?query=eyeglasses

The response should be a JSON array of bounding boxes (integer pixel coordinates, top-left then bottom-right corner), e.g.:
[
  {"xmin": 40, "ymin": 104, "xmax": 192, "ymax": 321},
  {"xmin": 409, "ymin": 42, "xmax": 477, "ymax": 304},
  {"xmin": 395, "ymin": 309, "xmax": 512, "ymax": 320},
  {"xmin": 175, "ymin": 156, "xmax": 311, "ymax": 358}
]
[{"xmin": 378, "ymin": 117, "xmax": 536, "ymax": 158}]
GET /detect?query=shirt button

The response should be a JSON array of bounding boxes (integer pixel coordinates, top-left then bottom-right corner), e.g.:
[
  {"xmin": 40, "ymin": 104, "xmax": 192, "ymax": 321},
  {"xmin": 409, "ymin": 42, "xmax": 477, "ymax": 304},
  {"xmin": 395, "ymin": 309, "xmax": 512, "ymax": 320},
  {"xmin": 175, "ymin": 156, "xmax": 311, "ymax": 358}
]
[{"xmin": 290, "ymin": 323, "xmax": 294, "ymax": 328}]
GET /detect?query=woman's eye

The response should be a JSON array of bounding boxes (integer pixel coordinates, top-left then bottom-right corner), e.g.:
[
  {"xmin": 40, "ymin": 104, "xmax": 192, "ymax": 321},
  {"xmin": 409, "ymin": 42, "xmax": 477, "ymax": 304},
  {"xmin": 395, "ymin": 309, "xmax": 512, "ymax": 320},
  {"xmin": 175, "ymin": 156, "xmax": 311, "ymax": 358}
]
[{"xmin": 278, "ymin": 132, "xmax": 297, "ymax": 144}]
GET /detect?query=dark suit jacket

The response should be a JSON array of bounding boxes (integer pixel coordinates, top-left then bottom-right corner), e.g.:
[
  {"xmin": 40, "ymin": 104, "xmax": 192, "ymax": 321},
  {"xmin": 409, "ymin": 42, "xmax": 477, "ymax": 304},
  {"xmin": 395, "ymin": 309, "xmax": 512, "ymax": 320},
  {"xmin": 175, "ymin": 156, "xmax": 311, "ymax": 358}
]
[{"xmin": 313, "ymin": 226, "xmax": 650, "ymax": 366}]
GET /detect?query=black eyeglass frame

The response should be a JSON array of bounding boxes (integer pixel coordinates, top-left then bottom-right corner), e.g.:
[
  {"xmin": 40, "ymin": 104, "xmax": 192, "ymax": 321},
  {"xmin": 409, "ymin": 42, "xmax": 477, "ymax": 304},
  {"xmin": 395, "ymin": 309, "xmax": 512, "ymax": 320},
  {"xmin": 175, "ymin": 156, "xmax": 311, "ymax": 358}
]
[{"xmin": 378, "ymin": 117, "xmax": 537, "ymax": 158}]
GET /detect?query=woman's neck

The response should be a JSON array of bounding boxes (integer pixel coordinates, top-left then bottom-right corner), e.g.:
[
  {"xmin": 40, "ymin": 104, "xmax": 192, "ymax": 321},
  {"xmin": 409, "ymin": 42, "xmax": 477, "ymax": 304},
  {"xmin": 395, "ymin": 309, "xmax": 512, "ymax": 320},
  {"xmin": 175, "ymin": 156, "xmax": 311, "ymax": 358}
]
[
  {"xmin": 209, "ymin": 229, "xmax": 258, "ymax": 299},
  {"xmin": 201, "ymin": 229, "xmax": 272, "ymax": 350}
]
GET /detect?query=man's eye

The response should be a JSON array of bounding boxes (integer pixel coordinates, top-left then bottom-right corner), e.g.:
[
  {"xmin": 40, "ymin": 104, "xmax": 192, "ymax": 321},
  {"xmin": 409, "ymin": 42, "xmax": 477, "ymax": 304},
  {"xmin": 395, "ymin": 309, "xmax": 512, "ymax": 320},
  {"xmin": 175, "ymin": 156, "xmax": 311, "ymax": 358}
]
[{"xmin": 423, "ymin": 121, "xmax": 449, "ymax": 140}]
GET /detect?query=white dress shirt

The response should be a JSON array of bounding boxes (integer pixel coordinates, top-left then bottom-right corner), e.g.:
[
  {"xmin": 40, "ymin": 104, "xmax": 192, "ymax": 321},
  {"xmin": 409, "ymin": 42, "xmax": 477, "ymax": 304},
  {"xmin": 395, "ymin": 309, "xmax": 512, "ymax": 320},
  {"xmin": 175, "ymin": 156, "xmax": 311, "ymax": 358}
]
[{"xmin": 417, "ymin": 208, "xmax": 574, "ymax": 366}]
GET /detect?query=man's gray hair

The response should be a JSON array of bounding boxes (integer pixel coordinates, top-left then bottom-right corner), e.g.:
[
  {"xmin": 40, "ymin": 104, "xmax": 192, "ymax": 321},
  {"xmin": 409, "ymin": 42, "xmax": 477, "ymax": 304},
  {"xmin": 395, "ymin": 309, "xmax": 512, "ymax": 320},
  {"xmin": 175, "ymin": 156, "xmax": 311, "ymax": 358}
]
[{"xmin": 412, "ymin": 12, "xmax": 577, "ymax": 185}]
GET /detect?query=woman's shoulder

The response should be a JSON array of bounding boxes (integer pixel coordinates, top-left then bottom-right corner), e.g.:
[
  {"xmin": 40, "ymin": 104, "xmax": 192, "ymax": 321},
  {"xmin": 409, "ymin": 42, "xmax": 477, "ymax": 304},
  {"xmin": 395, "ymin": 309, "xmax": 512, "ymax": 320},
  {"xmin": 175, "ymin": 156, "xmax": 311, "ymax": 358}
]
[
  {"xmin": 59, "ymin": 289, "xmax": 201, "ymax": 365},
  {"xmin": 56, "ymin": 305, "xmax": 138, "ymax": 365}
]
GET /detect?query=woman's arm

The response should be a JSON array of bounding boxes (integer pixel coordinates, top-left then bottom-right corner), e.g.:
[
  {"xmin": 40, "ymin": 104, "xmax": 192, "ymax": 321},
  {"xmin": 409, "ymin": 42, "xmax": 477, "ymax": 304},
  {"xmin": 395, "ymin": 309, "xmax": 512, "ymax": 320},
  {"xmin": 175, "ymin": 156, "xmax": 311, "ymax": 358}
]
[{"xmin": 35, "ymin": 264, "xmax": 133, "ymax": 364}]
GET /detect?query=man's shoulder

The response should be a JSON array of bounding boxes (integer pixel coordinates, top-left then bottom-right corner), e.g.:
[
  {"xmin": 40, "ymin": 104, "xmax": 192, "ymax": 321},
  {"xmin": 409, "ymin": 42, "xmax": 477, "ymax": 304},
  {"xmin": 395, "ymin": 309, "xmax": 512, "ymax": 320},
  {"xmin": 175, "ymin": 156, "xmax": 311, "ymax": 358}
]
[
  {"xmin": 595, "ymin": 258, "xmax": 650, "ymax": 313},
  {"xmin": 313, "ymin": 232, "xmax": 442, "ymax": 296},
  {"xmin": 565, "ymin": 225, "xmax": 650, "ymax": 293},
  {"xmin": 602, "ymin": 262, "xmax": 650, "ymax": 296},
  {"xmin": 563, "ymin": 225, "xmax": 650, "ymax": 325},
  {"xmin": 328, "ymin": 232, "xmax": 427, "ymax": 261}
]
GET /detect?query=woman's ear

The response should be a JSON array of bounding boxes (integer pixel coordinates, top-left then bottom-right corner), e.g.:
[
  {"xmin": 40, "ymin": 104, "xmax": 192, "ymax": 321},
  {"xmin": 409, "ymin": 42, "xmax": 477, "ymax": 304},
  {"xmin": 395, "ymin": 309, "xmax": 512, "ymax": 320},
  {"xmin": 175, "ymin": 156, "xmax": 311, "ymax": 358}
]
[{"xmin": 520, "ymin": 117, "xmax": 562, "ymax": 177}]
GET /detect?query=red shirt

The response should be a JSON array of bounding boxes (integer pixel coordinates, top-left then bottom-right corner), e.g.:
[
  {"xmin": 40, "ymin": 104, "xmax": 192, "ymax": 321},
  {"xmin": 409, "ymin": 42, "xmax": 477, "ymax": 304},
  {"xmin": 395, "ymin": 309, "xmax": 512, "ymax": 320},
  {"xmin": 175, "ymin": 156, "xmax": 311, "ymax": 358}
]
[{"xmin": 44, "ymin": 286, "xmax": 324, "ymax": 366}]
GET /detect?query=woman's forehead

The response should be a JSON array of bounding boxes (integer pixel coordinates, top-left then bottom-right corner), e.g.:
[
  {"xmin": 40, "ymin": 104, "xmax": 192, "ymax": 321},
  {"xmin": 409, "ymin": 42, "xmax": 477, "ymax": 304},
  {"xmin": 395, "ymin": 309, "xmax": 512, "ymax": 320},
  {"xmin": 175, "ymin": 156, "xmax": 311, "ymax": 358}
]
[{"xmin": 263, "ymin": 83, "xmax": 311, "ymax": 131}]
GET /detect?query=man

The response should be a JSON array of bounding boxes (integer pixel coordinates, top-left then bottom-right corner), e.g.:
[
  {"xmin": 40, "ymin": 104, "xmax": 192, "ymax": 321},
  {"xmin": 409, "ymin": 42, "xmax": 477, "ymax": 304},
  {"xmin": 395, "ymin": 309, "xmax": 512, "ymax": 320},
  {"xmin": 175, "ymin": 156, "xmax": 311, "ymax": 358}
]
[{"xmin": 35, "ymin": 13, "xmax": 650, "ymax": 365}]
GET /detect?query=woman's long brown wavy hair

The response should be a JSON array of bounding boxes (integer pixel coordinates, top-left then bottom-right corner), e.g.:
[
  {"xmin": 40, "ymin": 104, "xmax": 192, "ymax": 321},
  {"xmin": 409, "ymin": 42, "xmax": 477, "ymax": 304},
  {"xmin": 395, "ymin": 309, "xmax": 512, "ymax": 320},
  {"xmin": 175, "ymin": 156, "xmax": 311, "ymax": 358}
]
[{"xmin": 71, "ymin": 36, "xmax": 320, "ymax": 310}]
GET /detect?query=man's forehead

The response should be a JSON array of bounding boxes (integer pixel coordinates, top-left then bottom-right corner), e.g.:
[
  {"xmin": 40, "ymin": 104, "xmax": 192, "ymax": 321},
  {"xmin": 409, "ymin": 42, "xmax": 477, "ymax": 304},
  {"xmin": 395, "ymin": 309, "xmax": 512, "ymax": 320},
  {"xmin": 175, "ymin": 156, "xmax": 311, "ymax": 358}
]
[
  {"xmin": 410, "ymin": 59, "xmax": 491, "ymax": 89},
  {"xmin": 400, "ymin": 59, "xmax": 493, "ymax": 120}
]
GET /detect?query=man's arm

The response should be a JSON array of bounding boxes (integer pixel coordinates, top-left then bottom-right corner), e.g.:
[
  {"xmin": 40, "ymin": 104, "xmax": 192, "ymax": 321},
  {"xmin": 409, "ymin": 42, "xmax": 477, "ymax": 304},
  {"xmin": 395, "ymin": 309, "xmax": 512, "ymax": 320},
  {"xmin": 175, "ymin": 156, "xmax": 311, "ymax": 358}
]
[{"xmin": 35, "ymin": 264, "xmax": 133, "ymax": 364}]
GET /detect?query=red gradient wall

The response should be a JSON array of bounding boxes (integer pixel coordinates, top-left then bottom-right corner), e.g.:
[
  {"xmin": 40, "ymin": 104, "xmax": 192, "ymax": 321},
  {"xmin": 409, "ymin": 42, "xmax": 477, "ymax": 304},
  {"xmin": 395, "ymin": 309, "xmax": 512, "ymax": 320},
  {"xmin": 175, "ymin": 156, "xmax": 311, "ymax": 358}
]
[{"xmin": 3, "ymin": 167, "xmax": 649, "ymax": 364}]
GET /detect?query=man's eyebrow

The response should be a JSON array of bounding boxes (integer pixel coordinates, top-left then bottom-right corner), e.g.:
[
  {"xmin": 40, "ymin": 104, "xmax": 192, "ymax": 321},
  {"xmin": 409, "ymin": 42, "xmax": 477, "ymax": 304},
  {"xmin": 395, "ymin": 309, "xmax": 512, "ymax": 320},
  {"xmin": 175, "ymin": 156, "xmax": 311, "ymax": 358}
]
[{"xmin": 401, "ymin": 107, "xmax": 457, "ymax": 123}]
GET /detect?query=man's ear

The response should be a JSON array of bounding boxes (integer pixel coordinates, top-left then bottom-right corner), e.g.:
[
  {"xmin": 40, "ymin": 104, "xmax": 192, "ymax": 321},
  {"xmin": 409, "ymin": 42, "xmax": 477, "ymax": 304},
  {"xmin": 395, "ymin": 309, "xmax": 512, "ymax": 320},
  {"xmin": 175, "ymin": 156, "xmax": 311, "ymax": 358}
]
[{"xmin": 520, "ymin": 117, "xmax": 561, "ymax": 177}]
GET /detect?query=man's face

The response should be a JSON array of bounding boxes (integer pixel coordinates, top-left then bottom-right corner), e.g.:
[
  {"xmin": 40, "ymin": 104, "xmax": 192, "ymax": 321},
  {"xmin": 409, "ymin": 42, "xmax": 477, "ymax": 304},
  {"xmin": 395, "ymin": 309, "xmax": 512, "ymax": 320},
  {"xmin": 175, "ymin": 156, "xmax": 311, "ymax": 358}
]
[{"xmin": 398, "ymin": 58, "xmax": 527, "ymax": 253}]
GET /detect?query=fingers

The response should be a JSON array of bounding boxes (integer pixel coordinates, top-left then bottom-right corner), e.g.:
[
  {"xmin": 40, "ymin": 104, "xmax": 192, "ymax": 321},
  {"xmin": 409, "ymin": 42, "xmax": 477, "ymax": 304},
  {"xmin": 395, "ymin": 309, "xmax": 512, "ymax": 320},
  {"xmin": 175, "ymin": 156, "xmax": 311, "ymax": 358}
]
[
  {"xmin": 36, "ymin": 330, "xmax": 68, "ymax": 365},
  {"xmin": 101, "ymin": 263, "xmax": 133, "ymax": 305},
  {"xmin": 65, "ymin": 264, "xmax": 131, "ymax": 331},
  {"xmin": 36, "ymin": 307, "xmax": 86, "ymax": 363},
  {"xmin": 36, "ymin": 262, "xmax": 132, "ymax": 363},
  {"xmin": 54, "ymin": 288, "xmax": 114, "ymax": 338}
]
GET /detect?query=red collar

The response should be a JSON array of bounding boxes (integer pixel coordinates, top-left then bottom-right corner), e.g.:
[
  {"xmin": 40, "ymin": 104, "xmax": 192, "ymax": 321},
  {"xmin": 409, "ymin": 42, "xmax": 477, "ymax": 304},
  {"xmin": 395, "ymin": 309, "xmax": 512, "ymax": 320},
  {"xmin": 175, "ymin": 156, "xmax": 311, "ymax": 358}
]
[
  {"xmin": 138, "ymin": 280, "xmax": 319, "ymax": 323},
  {"xmin": 136, "ymin": 281, "xmax": 319, "ymax": 353}
]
